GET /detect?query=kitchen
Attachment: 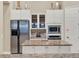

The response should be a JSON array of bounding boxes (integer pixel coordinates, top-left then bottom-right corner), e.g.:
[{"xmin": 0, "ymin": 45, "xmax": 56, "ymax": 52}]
[{"xmin": 2, "ymin": 1, "xmax": 79, "ymax": 54}]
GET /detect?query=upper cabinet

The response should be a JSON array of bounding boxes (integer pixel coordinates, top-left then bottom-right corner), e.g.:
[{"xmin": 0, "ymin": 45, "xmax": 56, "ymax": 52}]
[
  {"xmin": 31, "ymin": 14, "xmax": 45, "ymax": 29},
  {"xmin": 32, "ymin": 15, "xmax": 38, "ymax": 28},
  {"xmin": 39, "ymin": 15, "xmax": 45, "ymax": 28},
  {"xmin": 10, "ymin": 10, "xmax": 31, "ymax": 20},
  {"xmin": 46, "ymin": 10, "xmax": 64, "ymax": 24},
  {"xmin": 31, "ymin": 14, "xmax": 46, "ymax": 39},
  {"xmin": 20, "ymin": 10, "xmax": 31, "ymax": 19}
]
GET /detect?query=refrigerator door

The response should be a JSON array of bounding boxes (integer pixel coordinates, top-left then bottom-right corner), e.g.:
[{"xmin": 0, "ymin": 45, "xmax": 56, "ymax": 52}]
[
  {"xmin": 11, "ymin": 20, "xmax": 18, "ymax": 30},
  {"xmin": 11, "ymin": 36, "xmax": 18, "ymax": 53},
  {"xmin": 11, "ymin": 20, "xmax": 18, "ymax": 53},
  {"xmin": 19, "ymin": 20, "xmax": 29, "ymax": 53}
]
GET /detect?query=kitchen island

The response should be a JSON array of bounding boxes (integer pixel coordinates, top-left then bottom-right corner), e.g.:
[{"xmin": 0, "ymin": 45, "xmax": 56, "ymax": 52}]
[{"xmin": 21, "ymin": 40, "xmax": 72, "ymax": 54}]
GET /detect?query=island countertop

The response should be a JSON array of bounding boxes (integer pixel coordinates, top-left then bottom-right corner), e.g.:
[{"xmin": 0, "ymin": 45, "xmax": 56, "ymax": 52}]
[{"xmin": 21, "ymin": 40, "xmax": 72, "ymax": 46}]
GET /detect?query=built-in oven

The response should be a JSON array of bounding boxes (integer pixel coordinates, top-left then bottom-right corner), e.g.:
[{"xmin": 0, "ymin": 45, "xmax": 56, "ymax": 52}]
[{"xmin": 48, "ymin": 35, "xmax": 61, "ymax": 40}]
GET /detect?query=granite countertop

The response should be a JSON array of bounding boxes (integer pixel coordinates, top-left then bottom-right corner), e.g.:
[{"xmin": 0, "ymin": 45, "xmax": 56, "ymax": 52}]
[{"xmin": 21, "ymin": 40, "xmax": 72, "ymax": 46}]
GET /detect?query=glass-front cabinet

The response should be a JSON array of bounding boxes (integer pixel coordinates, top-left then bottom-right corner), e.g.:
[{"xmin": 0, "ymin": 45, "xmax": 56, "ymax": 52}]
[
  {"xmin": 31, "ymin": 14, "xmax": 45, "ymax": 29},
  {"xmin": 39, "ymin": 15, "xmax": 45, "ymax": 28},
  {"xmin": 32, "ymin": 15, "xmax": 38, "ymax": 28},
  {"xmin": 31, "ymin": 14, "xmax": 46, "ymax": 39}
]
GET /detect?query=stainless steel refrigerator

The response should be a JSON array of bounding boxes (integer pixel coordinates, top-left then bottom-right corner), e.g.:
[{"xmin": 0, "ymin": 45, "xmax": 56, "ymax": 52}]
[{"xmin": 11, "ymin": 20, "xmax": 29, "ymax": 54}]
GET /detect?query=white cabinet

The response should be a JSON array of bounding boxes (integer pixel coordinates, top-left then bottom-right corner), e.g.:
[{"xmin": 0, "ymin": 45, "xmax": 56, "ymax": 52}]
[
  {"xmin": 31, "ymin": 14, "xmax": 45, "ymax": 29},
  {"xmin": 58, "ymin": 46, "xmax": 71, "ymax": 53},
  {"xmin": 46, "ymin": 10, "xmax": 64, "ymax": 40},
  {"xmin": 10, "ymin": 10, "xmax": 31, "ymax": 20},
  {"xmin": 20, "ymin": 10, "xmax": 31, "ymax": 20},
  {"xmin": 46, "ymin": 46, "xmax": 59, "ymax": 53},
  {"xmin": 11, "ymin": 10, "xmax": 20, "ymax": 19},
  {"xmin": 34, "ymin": 46, "xmax": 59, "ymax": 54},
  {"xmin": 22, "ymin": 46, "xmax": 71, "ymax": 54},
  {"xmin": 23, "ymin": 46, "xmax": 46, "ymax": 54},
  {"xmin": 46, "ymin": 10, "xmax": 64, "ymax": 24},
  {"xmin": 34, "ymin": 46, "xmax": 45, "ymax": 54},
  {"xmin": 65, "ymin": 7, "xmax": 79, "ymax": 53},
  {"xmin": 22, "ymin": 46, "xmax": 35, "ymax": 54},
  {"xmin": 30, "ymin": 14, "xmax": 46, "ymax": 40},
  {"xmin": 46, "ymin": 46, "xmax": 70, "ymax": 53}
]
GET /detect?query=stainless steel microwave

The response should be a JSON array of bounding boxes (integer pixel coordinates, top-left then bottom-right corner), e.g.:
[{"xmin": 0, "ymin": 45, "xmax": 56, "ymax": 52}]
[{"xmin": 48, "ymin": 25, "xmax": 61, "ymax": 34}]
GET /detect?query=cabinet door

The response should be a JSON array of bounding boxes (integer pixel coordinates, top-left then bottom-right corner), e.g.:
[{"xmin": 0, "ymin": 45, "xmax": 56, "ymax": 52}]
[
  {"xmin": 34, "ymin": 46, "xmax": 45, "ymax": 54},
  {"xmin": 58, "ymin": 46, "xmax": 71, "ymax": 53},
  {"xmin": 46, "ymin": 10, "xmax": 63, "ymax": 24},
  {"xmin": 39, "ymin": 15, "xmax": 45, "ymax": 28},
  {"xmin": 20, "ymin": 10, "xmax": 30, "ymax": 20},
  {"xmin": 11, "ymin": 10, "xmax": 20, "ymax": 19},
  {"xmin": 31, "ymin": 15, "xmax": 38, "ymax": 28},
  {"xmin": 22, "ymin": 46, "xmax": 35, "ymax": 54},
  {"xmin": 46, "ymin": 46, "xmax": 58, "ymax": 53}
]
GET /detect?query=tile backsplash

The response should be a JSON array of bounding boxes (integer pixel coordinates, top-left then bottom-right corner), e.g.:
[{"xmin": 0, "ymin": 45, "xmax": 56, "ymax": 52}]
[{"xmin": 31, "ymin": 29, "xmax": 46, "ymax": 39}]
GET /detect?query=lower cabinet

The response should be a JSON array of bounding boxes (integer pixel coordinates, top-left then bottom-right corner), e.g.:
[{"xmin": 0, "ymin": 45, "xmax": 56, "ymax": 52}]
[
  {"xmin": 46, "ymin": 46, "xmax": 59, "ymax": 53},
  {"xmin": 22, "ymin": 46, "xmax": 35, "ymax": 54},
  {"xmin": 58, "ymin": 46, "xmax": 71, "ymax": 53},
  {"xmin": 34, "ymin": 46, "xmax": 59, "ymax": 54},
  {"xmin": 22, "ymin": 46, "xmax": 71, "ymax": 54},
  {"xmin": 34, "ymin": 46, "xmax": 45, "ymax": 54}
]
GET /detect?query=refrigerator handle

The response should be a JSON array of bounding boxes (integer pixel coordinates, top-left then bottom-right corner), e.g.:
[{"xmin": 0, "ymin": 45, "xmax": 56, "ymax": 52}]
[
  {"xmin": 17, "ymin": 21, "xmax": 20, "ymax": 36},
  {"xmin": 17, "ymin": 30, "xmax": 20, "ymax": 36}
]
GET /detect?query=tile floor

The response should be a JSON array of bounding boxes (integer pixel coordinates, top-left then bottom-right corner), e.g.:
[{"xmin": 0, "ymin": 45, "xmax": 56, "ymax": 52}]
[{"xmin": 0, "ymin": 53, "xmax": 79, "ymax": 58}]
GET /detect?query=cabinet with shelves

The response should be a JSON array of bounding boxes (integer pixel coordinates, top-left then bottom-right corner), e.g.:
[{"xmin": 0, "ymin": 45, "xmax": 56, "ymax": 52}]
[
  {"xmin": 39, "ymin": 15, "xmax": 45, "ymax": 28},
  {"xmin": 32, "ymin": 15, "xmax": 38, "ymax": 28},
  {"xmin": 31, "ymin": 14, "xmax": 46, "ymax": 39},
  {"xmin": 31, "ymin": 14, "xmax": 45, "ymax": 29}
]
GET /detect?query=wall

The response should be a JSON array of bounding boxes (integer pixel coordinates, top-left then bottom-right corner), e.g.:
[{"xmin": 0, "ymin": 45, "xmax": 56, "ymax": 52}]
[
  {"xmin": 11, "ymin": 1, "xmax": 56, "ymax": 13},
  {"xmin": 10, "ymin": 1, "xmax": 79, "ymax": 13},
  {"xmin": 0, "ymin": 1, "xmax": 3, "ymax": 54},
  {"xmin": 10, "ymin": 10, "xmax": 31, "ymax": 20},
  {"xmin": 63, "ymin": 1, "xmax": 79, "ymax": 8},
  {"xmin": 3, "ymin": 2, "xmax": 10, "ymax": 54},
  {"xmin": 65, "ymin": 7, "xmax": 79, "ymax": 53}
]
